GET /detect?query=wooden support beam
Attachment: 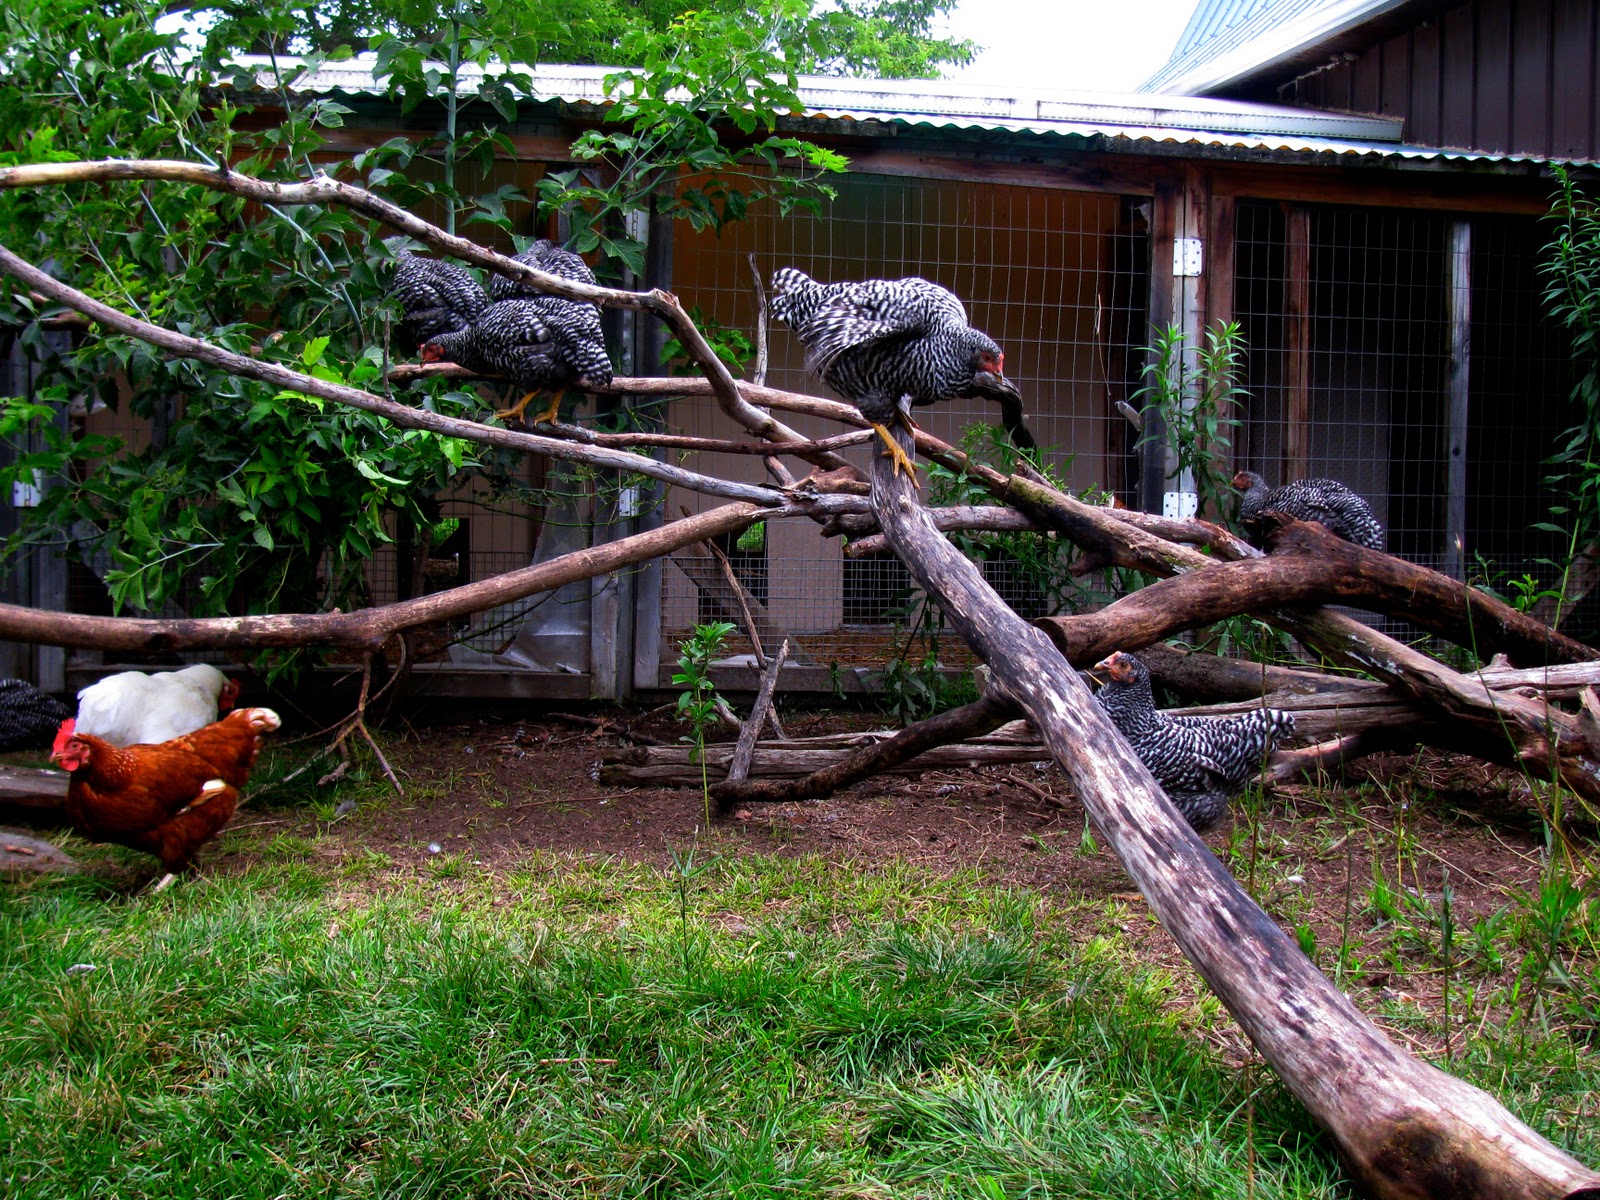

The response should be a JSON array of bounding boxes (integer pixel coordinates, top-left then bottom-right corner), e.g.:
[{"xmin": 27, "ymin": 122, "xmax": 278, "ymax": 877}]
[
  {"xmin": 1444, "ymin": 219, "xmax": 1472, "ymax": 581},
  {"xmin": 1284, "ymin": 205, "xmax": 1313, "ymax": 479}
]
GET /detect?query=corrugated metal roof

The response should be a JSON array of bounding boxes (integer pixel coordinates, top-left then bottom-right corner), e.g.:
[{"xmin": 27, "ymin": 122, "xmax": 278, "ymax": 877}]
[
  {"xmin": 1144, "ymin": 0, "xmax": 1414, "ymax": 95},
  {"xmin": 236, "ymin": 54, "xmax": 1565, "ymax": 168}
]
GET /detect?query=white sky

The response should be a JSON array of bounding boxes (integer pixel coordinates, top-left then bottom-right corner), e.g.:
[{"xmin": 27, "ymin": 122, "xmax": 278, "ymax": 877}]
[{"xmin": 938, "ymin": 0, "xmax": 1202, "ymax": 93}]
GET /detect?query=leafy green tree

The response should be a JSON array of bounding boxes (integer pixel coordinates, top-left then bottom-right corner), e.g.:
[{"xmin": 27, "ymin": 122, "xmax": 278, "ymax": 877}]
[
  {"xmin": 0, "ymin": 0, "xmax": 947, "ymax": 635},
  {"xmin": 195, "ymin": 0, "xmax": 973, "ymax": 79}
]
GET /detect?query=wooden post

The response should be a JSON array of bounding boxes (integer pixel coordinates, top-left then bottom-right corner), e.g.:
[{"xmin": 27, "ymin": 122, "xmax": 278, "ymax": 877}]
[
  {"xmin": 1285, "ymin": 205, "xmax": 1313, "ymax": 480},
  {"xmin": 1140, "ymin": 182, "xmax": 1179, "ymax": 514},
  {"xmin": 869, "ymin": 421, "xmax": 1600, "ymax": 1200},
  {"xmin": 1444, "ymin": 219, "xmax": 1472, "ymax": 581}
]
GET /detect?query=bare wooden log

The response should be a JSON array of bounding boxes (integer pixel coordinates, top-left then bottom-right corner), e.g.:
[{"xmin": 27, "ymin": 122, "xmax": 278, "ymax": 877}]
[
  {"xmin": 1037, "ymin": 519, "xmax": 1599, "ymax": 670},
  {"xmin": 0, "ymin": 502, "xmax": 770, "ymax": 653},
  {"xmin": 724, "ymin": 640, "xmax": 790, "ymax": 785},
  {"xmin": 601, "ymin": 734, "xmax": 1052, "ymax": 787},
  {"xmin": 1137, "ymin": 644, "xmax": 1364, "ymax": 701},
  {"xmin": 866, "ymin": 423, "xmax": 1600, "ymax": 1200},
  {"xmin": 710, "ymin": 692, "xmax": 1021, "ymax": 806},
  {"xmin": 0, "ymin": 765, "xmax": 69, "ymax": 823}
]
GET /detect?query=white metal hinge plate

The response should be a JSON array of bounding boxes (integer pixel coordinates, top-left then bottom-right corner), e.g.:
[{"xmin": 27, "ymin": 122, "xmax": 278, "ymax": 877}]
[
  {"xmin": 1173, "ymin": 237, "xmax": 1203, "ymax": 277},
  {"xmin": 1162, "ymin": 491, "xmax": 1198, "ymax": 520}
]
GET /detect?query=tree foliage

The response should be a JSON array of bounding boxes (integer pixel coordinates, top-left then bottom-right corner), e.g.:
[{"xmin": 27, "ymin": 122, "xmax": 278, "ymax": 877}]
[
  {"xmin": 0, "ymin": 0, "xmax": 922, "ymax": 631},
  {"xmin": 196, "ymin": 0, "xmax": 974, "ymax": 79}
]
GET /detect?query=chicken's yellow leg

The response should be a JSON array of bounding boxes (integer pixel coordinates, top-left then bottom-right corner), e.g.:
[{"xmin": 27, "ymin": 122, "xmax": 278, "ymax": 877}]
[
  {"xmin": 494, "ymin": 391, "xmax": 538, "ymax": 423},
  {"xmin": 872, "ymin": 422, "xmax": 919, "ymax": 478},
  {"xmin": 528, "ymin": 390, "xmax": 566, "ymax": 426}
]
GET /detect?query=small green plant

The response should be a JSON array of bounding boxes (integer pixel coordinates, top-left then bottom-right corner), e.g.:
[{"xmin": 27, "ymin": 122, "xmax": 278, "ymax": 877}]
[
  {"xmin": 1132, "ymin": 321, "xmax": 1249, "ymax": 521},
  {"xmin": 673, "ymin": 620, "xmax": 736, "ymax": 822}
]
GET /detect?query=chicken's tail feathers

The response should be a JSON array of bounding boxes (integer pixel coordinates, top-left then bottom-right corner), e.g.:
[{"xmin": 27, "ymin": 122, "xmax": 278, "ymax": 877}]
[
  {"xmin": 241, "ymin": 708, "xmax": 281, "ymax": 732},
  {"xmin": 769, "ymin": 267, "xmax": 814, "ymax": 324}
]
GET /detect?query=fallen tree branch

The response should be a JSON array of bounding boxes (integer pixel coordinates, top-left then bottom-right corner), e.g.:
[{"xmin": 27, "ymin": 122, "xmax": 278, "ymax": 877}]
[
  {"xmin": 0, "ymin": 502, "xmax": 771, "ymax": 653},
  {"xmin": 865, "ymin": 421, "xmax": 1600, "ymax": 1199},
  {"xmin": 709, "ymin": 691, "xmax": 1021, "ymax": 807},
  {"xmin": 1037, "ymin": 518, "xmax": 1599, "ymax": 670},
  {"xmin": 724, "ymin": 640, "xmax": 790, "ymax": 785}
]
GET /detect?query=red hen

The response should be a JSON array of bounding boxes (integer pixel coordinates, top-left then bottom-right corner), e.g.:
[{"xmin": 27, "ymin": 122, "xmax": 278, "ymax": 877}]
[{"xmin": 50, "ymin": 707, "xmax": 281, "ymax": 875}]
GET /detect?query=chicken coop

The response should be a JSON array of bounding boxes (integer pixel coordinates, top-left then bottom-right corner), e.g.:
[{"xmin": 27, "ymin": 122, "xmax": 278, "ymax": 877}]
[{"xmin": 4, "ymin": 56, "xmax": 1594, "ymax": 701}]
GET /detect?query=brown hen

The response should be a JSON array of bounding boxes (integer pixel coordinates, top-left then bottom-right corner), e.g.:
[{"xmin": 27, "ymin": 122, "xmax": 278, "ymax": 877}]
[{"xmin": 50, "ymin": 707, "xmax": 281, "ymax": 875}]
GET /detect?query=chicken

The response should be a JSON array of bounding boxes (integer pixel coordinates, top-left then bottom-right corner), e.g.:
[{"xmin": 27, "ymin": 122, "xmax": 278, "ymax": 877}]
[
  {"xmin": 770, "ymin": 268, "xmax": 1030, "ymax": 477},
  {"xmin": 421, "ymin": 296, "xmax": 612, "ymax": 425},
  {"xmin": 1232, "ymin": 470, "xmax": 1385, "ymax": 552},
  {"xmin": 1092, "ymin": 651, "xmax": 1294, "ymax": 832},
  {"xmin": 0, "ymin": 678, "xmax": 70, "ymax": 752},
  {"xmin": 386, "ymin": 243, "xmax": 489, "ymax": 355},
  {"xmin": 49, "ymin": 707, "xmax": 281, "ymax": 875},
  {"xmin": 419, "ymin": 239, "xmax": 611, "ymax": 425},
  {"xmin": 75, "ymin": 664, "xmax": 240, "ymax": 748},
  {"xmin": 489, "ymin": 238, "xmax": 598, "ymax": 300}
]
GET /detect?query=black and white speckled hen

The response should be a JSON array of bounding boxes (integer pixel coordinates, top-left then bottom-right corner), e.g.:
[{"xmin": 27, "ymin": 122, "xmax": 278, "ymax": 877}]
[
  {"xmin": 769, "ymin": 268, "xmax": 1030, "ymax": 476},
  {"xmin": 0, "ymin": 678, "xmax": 70, "ymax": 752},
  {"xmin": 1232, "ymin": 470, "xmax": 1385, "ymax": 552},
  {"xmin": 489, "ymin": 238, "xmax": 598, "ymax": 300},
  {"xmin": 1092, "ymin": 651, "xmax": 1294, "ymax": 832},
  {"xmin": 386, "ymin": 245, "xmax": 488, "ymax": 355},
  {"xmin": 421, "ymin": 293, "xmax": 612, "ymax": 425}
]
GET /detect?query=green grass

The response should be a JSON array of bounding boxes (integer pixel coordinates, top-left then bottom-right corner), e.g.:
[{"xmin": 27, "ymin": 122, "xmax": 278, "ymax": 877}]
[{"xmin": 0, "ymin": 851, "xmax": 1590, "ymax": 1198}]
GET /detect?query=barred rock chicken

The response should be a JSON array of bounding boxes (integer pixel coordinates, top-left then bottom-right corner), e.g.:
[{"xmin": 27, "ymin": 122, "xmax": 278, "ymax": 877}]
[
  {"xmin": 0, "ymin": 678, "xmax": 70, "ymax": 752},
  {"xmin": 50, "ymin": 707, "xmax": 281, "ymax": 877},
  {"xmin": 1092, "ymin": 651, "xmax": 1294, "ymax": 832},
  {"xmin": 75, "ymin": 664, "xmax": 239, "ymax": 749},
  {"xmin": 386, "ymin": 245, "xmax": 489, "ymax": 355},
  {"xmin": 489, "ymin": 238, "xmax": 598, "ymax": 300},
  {"xmin": 418, "ymin": 239, "xmax": 611, "ymax": 425},
  {"xmin": 770, "ymin": 268, "xmax": 1030, "ymax": 477},
  {"xmin": 1232, "ymin": 470, "xmax": 1385, "ymax": 552}
]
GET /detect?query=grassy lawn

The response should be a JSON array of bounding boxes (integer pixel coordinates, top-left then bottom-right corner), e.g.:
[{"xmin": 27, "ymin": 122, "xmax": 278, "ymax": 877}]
[{"xmin": 1, "ymin": 845, "xmax": 1593, "ymax": 1197}]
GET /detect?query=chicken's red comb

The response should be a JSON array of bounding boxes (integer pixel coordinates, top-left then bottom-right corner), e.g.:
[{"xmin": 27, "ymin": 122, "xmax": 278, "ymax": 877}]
[{"xmin": 51, "ymin": 718, "xmax": 76, "ymax": 756}]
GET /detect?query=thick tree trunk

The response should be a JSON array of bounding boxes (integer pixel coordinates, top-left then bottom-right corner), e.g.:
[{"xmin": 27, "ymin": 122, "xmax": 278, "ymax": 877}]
[{"xmin": 867, "ymin": 425, "xmax": 1600, "ymax": 1200}]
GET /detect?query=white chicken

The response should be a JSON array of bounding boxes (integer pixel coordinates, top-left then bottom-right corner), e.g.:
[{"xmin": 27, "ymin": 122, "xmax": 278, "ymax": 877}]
[{"xmin": 74, "ymin": 664, "xmax": 241, "ymax": 748}]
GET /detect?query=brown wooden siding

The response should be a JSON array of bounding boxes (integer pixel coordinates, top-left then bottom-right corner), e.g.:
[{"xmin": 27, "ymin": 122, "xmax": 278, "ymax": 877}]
[{"xmin": 1283, "ymin": 0, "xmax": 1599, "ymax": 161}]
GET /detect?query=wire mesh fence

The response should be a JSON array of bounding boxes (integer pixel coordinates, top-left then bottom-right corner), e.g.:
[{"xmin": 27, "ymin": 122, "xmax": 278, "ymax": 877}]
[{"xmin": 659, "ymin": 171, "xmax": 1151, "ymax": 666}]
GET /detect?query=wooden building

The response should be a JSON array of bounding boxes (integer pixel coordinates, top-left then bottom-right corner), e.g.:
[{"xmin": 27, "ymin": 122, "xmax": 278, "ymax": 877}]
[{"xmin": 17, "ymin": 29, "xmax": 1597, "ymax": 698}]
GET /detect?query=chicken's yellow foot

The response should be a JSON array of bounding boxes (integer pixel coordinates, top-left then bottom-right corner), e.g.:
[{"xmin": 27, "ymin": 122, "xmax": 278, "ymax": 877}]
[
  {"xmin": 895, "ymin": 410, "xmax": 921, "ymax": 435},
  {"xmin": 494, "ymin": 392, "xmax": 538, "ymax": 423},
  {"xmin": 872, "ymin": 422, "xmax": 920, "ymax": 478},
  {"xmin": 529, "ymin": 391, "xmax": 566, "ymax": 426}
]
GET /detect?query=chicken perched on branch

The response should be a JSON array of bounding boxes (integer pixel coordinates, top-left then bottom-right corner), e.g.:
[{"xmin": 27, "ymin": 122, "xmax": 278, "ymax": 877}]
[
  {"xmin": 1232, "ymin": 470, "xmax": 1385, "ymax": 552},
  {"xmin": 419, "ymin": 239, "xmax": 612, "ymax": 424},
  {"xmin": 488, "ymin": 238, "xmax": 597, "ymax": 300},
  {"xmin": 386, "ymin": 244, "xmax": 488, "ymax": 355},
  {"xmin": 50, "ymin": 707, "xmax": 281, "ymax": 876},
  {"xmin": 770, "ymin": 268, "xmax": 1029, "ymax": 477},
  {"xmin": 75, "ymin": 664, "xmax": 239, "ymax": 748},
  {"xmin": 1092, "ymin": 651, "xmax": 1294, "ymax": 831}
]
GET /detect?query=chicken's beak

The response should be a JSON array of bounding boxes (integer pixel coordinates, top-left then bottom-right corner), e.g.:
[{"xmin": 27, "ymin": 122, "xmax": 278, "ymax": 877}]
[
  {"xmin": 1090, "ymin": 653, "xmax": 1129, "ymax": 684},
  {"xmin": 970, "ymin": 371, "xmax": 1022, "ymax": 402}
]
